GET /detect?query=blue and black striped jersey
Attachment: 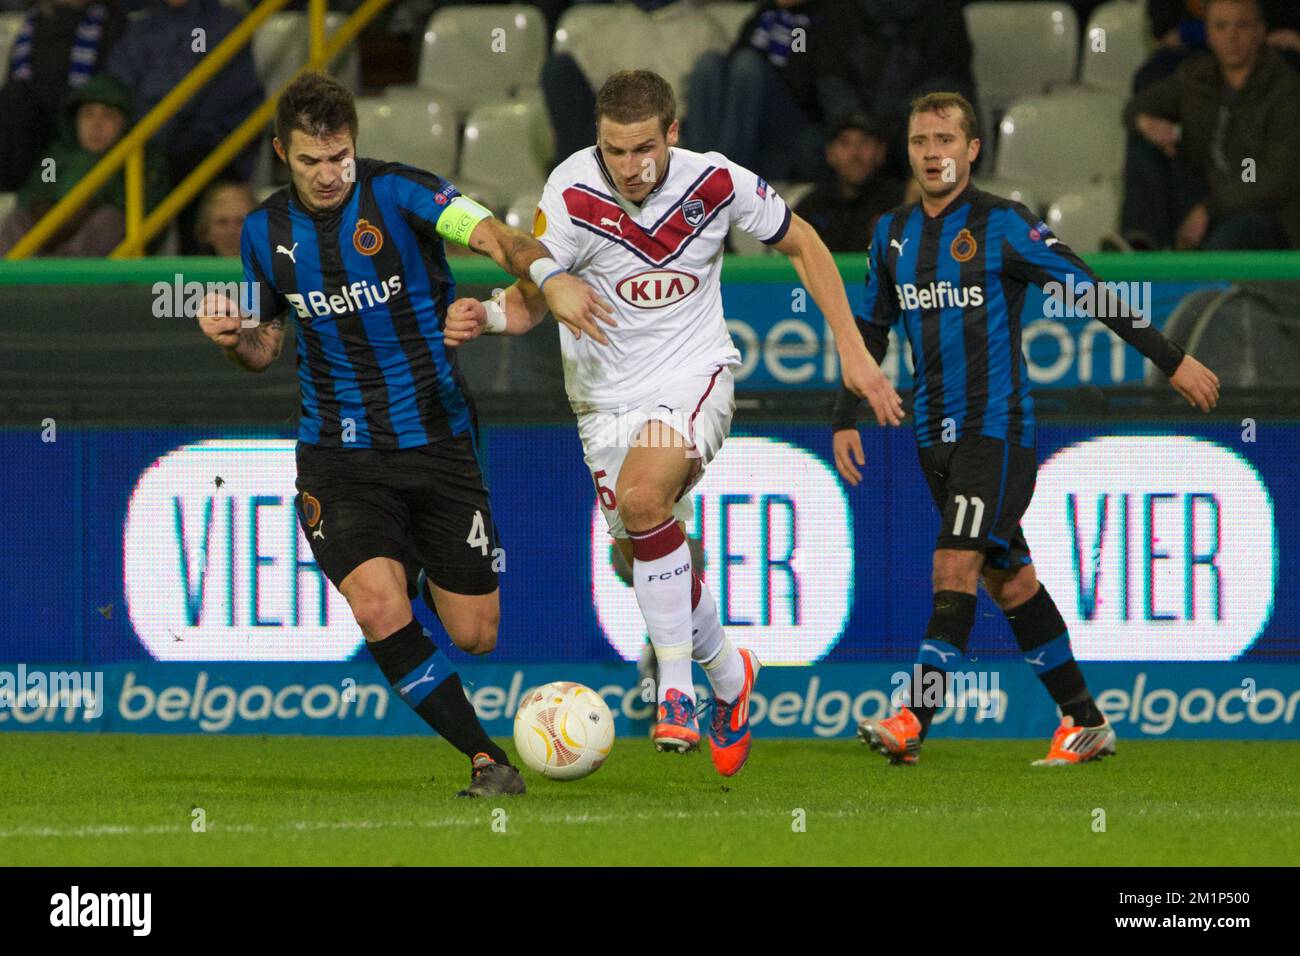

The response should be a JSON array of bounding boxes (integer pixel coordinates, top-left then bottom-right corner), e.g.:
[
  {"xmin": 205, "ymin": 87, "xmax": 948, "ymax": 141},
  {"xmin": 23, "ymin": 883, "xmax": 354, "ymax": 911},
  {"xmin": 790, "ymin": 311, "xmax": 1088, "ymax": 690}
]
[
  {"xmin": 240, "ymin": 158, "xmax": 476, "ymax": 449},
  {"xmin": 836, "ymin": 184, "xmax": 1185, "ymax": 447}
]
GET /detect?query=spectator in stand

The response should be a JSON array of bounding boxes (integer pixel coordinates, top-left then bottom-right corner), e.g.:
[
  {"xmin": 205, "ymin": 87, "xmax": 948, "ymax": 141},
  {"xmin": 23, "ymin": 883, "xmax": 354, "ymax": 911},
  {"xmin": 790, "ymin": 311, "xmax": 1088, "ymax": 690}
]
[
  {"xmin": 1115, "ymin": 0, "xmax": 1300, "ymax": 251},
  {"xmin": 683, "ymin": 0, "xmax": 874, "ymax": 183},
  {"xmin": 106, "ymin": 0, "xmax": 263, "ymax": 253},
  {"xmin": 193, "ymin": 181, "xmax": 255, "ymax": 257},
  {"xmin": 0, "ymin": 72, "xmax": 167, "ymax": 256},
  {"xmin": 794, "ymin": 113, "xmax": 905, "ymax": 252},
  {"xmin": 0, "ymin": 0, "xmax": 127, "ymax": 191},
  {"xmin": 1137, "ymin": 0, "xmax": 1299, "ymax": 91},
  {"xmin": 858, "ymin": 0, "xmax": 976, "ymax": 180}
]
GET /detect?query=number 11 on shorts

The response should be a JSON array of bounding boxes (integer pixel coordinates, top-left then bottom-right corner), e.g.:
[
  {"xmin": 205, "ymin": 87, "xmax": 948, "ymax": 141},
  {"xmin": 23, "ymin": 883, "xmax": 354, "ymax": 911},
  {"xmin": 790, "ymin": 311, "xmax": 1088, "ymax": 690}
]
[{"xmin": 953, "ymin": 494, "xmax": 984, "ymax": 537}]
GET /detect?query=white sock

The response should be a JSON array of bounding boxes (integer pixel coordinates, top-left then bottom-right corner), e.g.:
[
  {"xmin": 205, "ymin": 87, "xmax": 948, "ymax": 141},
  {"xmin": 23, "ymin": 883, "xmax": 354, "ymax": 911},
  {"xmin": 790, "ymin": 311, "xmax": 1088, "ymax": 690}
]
[
  {"xmin": 629, "ymin": 519, "xmax": 695, "ymax": 705},
  {"xmin": 691, "ymin": 577, "xmax": 745, "ymax": 702}
]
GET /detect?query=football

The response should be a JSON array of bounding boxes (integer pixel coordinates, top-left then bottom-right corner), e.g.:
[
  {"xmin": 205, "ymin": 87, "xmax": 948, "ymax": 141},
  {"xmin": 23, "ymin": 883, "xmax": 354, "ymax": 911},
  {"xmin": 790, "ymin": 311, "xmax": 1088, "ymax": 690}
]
[{"xmin": 513, "ymin": 681, "xmax": 615, "ymax": 780}]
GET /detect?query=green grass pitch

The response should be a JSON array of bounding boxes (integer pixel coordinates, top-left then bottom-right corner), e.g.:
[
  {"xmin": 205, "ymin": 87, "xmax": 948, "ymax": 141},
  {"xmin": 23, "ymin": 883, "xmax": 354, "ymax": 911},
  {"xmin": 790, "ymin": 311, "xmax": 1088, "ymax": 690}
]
[{"xmin": 2, "ymin": 734, "xmax": 1297, "ymax": 866}]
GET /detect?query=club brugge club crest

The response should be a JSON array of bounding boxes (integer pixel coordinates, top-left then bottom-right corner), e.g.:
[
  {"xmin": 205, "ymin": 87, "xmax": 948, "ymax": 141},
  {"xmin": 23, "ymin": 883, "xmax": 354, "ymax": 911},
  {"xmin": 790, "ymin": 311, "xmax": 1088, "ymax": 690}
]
[
  {"xmin": 682, "ymin": 199, "xmax": 705, "ymax": 227},
  {"xmin": 353, "ymin": 219, "xmax": 383, "ymax": 256}
]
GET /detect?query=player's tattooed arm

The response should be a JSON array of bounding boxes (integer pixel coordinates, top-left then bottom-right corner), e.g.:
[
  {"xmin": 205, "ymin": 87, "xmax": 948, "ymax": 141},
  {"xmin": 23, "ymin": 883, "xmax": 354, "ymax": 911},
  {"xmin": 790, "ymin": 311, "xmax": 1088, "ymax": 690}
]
[
  {"xmin": 774, "ymin": 214, "xmax": 904, "ymax": 427},
  {"xmin": 465, "ymin": 216, "xmax": 616, "ymax": 344},
  {"xmin": 197, "ymin": 291, "xmax": 285, "ymax": 373},
  {"xmin": 466, "ymin": 216, "xmax": 546, "ymax": 277}
]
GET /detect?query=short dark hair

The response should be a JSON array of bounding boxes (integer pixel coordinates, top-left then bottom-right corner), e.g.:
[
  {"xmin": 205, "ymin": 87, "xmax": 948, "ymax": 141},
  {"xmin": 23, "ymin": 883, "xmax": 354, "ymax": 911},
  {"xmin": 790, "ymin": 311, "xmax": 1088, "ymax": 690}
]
[
  {"xmin": 909, "ymin": 92, "xmax": 979, "ymax": 142},
  {"xmin": 275, "ymin": 71, "xmax": 358, "ymax": 146},
  {"xmin": 1204, "ymin": 0, "xmax": 1263, "ymax": 20},
  {"xmin": 595, "ymin": 70, "xmax": 676, "ymax": 135}
]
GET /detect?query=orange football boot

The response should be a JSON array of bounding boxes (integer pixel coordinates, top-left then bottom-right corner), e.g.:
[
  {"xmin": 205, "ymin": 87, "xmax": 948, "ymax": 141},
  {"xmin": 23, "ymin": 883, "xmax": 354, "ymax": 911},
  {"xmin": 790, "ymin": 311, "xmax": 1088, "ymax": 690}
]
[
  {"xmin": 857, "ymin": 706, "xmax": 923, "ymax": 765},
  {"xmin": 1033, "ymin": 716, "xmax": 1117, "ymax": 766}
]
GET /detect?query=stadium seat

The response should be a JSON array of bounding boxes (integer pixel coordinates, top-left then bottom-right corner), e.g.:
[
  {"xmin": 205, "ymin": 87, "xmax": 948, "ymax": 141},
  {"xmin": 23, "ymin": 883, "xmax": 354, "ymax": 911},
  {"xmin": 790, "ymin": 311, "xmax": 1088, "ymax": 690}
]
[
  {"xmin": 417, "ymin": 5, "xmax": 548, "ymax": 116},
  {"xmin": 503, "ymin": 190, "xmax": 543, "ymax": 232},
  {"xmin": 1080, "ymin": 1, "xmax": 1150, "ymax": 95},
  {"xmin": 251, "ymin": 12, "xmax": 360, "ymax": 96},
  {"xmin": 994, "ymin": 90, "xmax": 1125, "ymax": 186},
  {"xmin": 457, "ymin": 99, "xmax": 553, "ymax": 210},
  {"xmin": 354, "ymin": 95, "xmax": 459, "ymax": 177},
  {"xmin": 964, "ymin": 2, "xmax": 1079, "ymax": 132},
  {"xmin": 0, "ymin": 13, "xmax": 22, "ymax": 78},
  {"xmin": 701, "ymin": 2, "xmax": 758, "ymax": 46},
  {"xmin": 972, "ymin": 179, "xmax": 1045, "ymax": 217},
  {"xmin": 553, "ymin": 4, "xmax": 642, "ymax": 90},
  {"xmin": 553, "ymin": 3, "xmax": 727, "ymax": 108},
  {"xmin": 1045, "ymin": 180, "xmax": 1122, "ymax": 253}
]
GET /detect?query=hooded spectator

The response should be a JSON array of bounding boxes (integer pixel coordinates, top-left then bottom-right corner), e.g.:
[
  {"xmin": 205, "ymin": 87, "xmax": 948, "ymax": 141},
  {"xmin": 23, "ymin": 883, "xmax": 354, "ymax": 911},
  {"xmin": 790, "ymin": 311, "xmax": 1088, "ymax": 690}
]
[{"xmin": 0, "ymin": 71, "xmax": 168, "ymax": 255}]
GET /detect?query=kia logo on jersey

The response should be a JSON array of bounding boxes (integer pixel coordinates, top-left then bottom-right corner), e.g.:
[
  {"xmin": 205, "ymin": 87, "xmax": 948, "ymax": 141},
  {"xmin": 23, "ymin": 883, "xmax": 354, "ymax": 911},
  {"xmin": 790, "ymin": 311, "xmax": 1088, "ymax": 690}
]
[{"xmin": 615, "ymin": 269, "xmax": 700, "ymax": 309}]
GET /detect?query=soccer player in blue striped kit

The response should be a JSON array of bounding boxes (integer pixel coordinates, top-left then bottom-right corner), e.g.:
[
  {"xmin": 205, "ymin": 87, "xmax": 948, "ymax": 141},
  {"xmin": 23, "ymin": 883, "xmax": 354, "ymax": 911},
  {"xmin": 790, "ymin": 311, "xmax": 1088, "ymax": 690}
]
[
  {"xmin": 834, "ymin": 93, "xmax": 1222, "ymax": 766},
  {"xmin": 197, "ymin": 73, "xmax": 613, "ymax": 796}
]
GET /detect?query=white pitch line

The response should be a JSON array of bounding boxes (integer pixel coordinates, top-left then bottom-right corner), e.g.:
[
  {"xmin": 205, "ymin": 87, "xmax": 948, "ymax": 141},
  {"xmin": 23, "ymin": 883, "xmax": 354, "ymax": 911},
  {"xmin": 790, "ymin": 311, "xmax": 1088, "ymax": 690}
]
[{"xmin": 0, "ymin": 807, "xmax": 874, "ymax": 840}]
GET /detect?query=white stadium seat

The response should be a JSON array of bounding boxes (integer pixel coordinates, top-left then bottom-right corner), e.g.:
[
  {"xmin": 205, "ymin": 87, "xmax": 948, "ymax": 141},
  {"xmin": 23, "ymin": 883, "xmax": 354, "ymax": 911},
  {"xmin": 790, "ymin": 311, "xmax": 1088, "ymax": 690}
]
[
  {"xmin": 1046, "ymin": 180, "xmax": 1122, "ymax": 253},
  {"xmin": 554, "ymin": 3, "xmax": 727, "ymax": 109},
  {"xmin": 972, "ymin": 180, "xmax": 1045, "ymax": 218},
  {"xmin": 964, "ymin": 2, "xmax": 1079, "ymax": 134},
  {"xmin": 354, "ymin": 95, "xmax": 459, "ymax": 178},
  {"xmin": 994, "ymin": 90, "xmax": 1125, "ymax": 186},
  {"xmin": 417, "ymin": 5, "xmax": 548, "ymax": 115},
  {"xmin": 0, "ymin": 14, "xmax": 22, "ymax": 79},
  {"xmin": 1080, "ymin": 0, "xmax": 1151, "ymax": 95},
  {"xmin": 553, "ymin": 5, "xmax": 643, "ymax": 89},
  {"xmin": 251, "ymin": 12, "xmax": 360, "ymax": 95},
  {"xmin": 702, "ymin": 2, "xmax": 758, "ymax": 45},
  {"xmin": 503, "ymin": 190, "xmax": 543, "ymax": 232},
  {"xmin": 457, "ymin": 98, "xmax": 553, "ymax": 210}
]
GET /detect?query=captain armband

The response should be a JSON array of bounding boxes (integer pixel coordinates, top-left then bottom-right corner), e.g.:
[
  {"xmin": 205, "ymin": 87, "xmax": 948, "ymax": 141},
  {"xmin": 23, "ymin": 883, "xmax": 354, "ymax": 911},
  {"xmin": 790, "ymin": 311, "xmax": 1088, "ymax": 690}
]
[{"xmin": 436, "ymin": 195, "xmax": 494, "ymax": 247}]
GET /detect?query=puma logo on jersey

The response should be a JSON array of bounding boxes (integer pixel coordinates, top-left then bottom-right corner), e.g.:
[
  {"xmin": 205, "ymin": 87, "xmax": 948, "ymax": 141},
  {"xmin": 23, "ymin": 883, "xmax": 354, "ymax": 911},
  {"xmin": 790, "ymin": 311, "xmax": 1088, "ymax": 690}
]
[
  {"xmin": 890, "ymin": 238, "xmax": 909, "ymax": 255},
  {"xmin": 276, "ymin": 243, "xmax": 298, "ymax": 263},
  {"xmin": 600, "ymin": 215, "xmax": 624, "ymax": 233},
  {"xmin": 615, "ymin": 269, "xmax": 700, "ymax": 309},
  {"xmin": 312, "ymin": 520, "xmax": 324, "ymax": 540}
]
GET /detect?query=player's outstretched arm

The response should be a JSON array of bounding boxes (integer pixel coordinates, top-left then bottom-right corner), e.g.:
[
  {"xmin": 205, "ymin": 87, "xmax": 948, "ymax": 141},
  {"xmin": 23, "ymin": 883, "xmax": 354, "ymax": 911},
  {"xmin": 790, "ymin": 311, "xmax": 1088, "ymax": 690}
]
[
  {"xmin": 773, "ymin": 213, "xmax": 903, "ymax": 426},
  {"xmin": 465, "ymin": 216, "xmax": 615, "ymax": 344},
  {"xmin": 197, "ymin": 291, "xmax": 284, "ymax": 373},
  {"xmin": 999, "ymin": 210, "xmax": 1221, "ymax": 412},
  {"xmin": 443, "ymin": 281, "xmax": 549, "ymax": 346}
]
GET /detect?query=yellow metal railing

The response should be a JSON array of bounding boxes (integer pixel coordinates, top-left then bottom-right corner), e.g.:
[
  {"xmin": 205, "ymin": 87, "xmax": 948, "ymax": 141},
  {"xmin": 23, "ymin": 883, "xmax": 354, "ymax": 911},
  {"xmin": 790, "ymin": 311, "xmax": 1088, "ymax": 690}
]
[{"xmin": 6, "ymin": 0, "xmax": 392, "ymax": 260}]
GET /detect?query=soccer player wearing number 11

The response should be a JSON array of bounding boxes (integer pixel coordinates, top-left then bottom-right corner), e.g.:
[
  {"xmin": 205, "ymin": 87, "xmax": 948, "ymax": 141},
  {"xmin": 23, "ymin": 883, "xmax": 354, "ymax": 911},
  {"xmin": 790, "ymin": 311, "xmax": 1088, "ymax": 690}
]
[{"xmin": 835, "ymin": 93, "xmax": 1222, "ymax": 767}]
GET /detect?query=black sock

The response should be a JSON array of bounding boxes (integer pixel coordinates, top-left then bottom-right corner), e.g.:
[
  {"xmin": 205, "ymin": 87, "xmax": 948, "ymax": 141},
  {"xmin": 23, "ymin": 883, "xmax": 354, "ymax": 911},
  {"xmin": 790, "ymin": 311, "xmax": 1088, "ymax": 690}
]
[
  {"xmin": 1006, "ymin": 586, "xmax": 1104, "ymax": 727},
  {"xmin": 910, "ymin": 590, "xmax": 976, "ymax": 738},
  {"xmin": 368, "ymin": 619, "xmax": 509, "ymax": 765}
]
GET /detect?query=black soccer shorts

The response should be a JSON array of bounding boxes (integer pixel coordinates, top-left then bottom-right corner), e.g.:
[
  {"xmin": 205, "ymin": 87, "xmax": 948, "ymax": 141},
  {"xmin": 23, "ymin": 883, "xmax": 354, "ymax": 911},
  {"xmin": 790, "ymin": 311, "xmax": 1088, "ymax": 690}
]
[
  {"xmin": 293, "ymin": 435, "xmax": 500, "ymax": 596},
  {"xmin": 916, "ymin": 434, "xmax": 1036, "ymax": 570}
]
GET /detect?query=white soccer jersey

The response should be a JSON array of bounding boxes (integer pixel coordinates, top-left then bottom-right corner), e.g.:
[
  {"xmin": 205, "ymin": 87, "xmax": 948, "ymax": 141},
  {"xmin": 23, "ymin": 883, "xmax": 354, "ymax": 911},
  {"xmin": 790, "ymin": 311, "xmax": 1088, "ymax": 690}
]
[{"xmin": 533, "ymin": 146, "xmax": 791, "ymax": 412}]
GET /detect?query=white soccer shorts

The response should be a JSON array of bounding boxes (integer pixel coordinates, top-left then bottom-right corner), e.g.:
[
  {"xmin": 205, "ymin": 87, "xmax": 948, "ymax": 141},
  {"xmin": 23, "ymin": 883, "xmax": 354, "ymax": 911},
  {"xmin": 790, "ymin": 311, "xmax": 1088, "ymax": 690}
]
[{"xmin": 578, "ymin": 364, "xmax": 736, "ymax": 539}]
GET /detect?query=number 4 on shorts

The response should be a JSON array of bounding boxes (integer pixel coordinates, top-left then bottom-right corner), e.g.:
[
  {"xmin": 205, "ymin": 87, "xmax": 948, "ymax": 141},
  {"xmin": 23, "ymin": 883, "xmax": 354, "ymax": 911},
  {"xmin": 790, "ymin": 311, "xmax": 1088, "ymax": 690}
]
[{"xmin": 467, "ymin": 510, "xmax": 490, "ymax": 555}]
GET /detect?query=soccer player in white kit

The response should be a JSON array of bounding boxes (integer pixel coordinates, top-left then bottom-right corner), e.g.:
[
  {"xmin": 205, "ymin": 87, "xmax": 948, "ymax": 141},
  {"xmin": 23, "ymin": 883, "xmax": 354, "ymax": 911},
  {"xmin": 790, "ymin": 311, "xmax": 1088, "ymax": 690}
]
[{"xmin": 445, "ymin": 70, "xmax": 903, "ymax": 776}]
